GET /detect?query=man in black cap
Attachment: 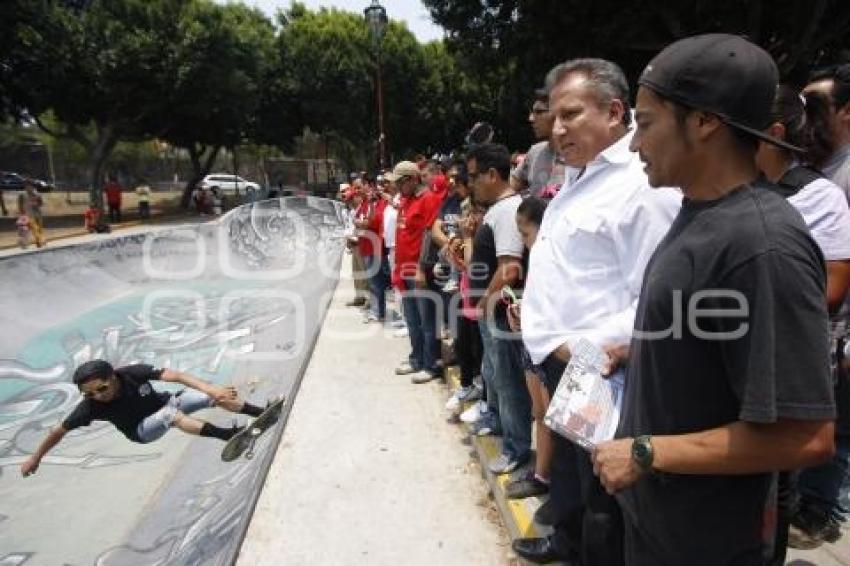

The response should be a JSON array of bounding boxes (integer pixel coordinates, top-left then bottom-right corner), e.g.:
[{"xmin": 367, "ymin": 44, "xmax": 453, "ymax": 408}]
[{"xmin": 591, "ymin": 34, "xmax": 837, "ymax": 564}]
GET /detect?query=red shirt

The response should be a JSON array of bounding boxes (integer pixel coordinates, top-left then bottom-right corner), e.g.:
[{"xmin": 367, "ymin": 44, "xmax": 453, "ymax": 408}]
[
  {"xmin": 84, "ymin": 207, "xmax": 101, "ymax": 230},
  {"xmin": 430, "ymin": 174, "xmax": 449, "ymax": 200},
  {"xmin": 105, "ymin": 182, "xmax": 122, "ymax": 205},
  {"xmin": 393, "ymin": 188, "xmax": 442, "ymax": 283},
  {"xmin": 356, "ymin": 198, "xmax": 386, "ymax": 257}
]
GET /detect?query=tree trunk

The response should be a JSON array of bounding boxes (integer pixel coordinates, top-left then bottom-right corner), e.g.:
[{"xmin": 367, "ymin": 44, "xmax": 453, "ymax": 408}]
[
  {"xmin": 181, "ymin": 144, "xmax": 221, "ymax": 209},
  {"xmin": 88, "ymin": 124, "xmax": 117, "ymax": 207}
]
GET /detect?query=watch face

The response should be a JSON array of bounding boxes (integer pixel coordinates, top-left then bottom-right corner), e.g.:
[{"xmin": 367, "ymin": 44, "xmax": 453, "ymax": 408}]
[{"xmin": 633, "ymin": 436, "xmax": 653, "ymax": 468}]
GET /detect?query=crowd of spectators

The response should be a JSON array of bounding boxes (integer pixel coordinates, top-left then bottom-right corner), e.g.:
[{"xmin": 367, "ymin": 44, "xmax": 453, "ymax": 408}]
[{"xmin": 337, "ymin": 33, "xmax": 850, "ymax": 565}]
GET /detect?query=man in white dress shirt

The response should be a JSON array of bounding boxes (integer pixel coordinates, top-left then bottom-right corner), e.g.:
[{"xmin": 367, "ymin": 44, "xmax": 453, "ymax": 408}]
[{"xmin": 511, "ymin": 58, "xmax": 680, "ymax": 564}]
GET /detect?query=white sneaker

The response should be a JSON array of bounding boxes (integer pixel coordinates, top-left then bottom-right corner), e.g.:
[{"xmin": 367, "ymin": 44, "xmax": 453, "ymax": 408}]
[
  {"xmin": 395, "ymin": 361, "xmax": 417, "ymax": 375},
  {"xmin": 411, "ymin": 371, "xmax": 438, "ymax": 384},
  {"xmin": 488, "ymin": 453, "xmax": 521, "ymax": 475},
  {"xmin": 458, "ymin": 384, "xmax": 482, "ymax": 403},
  {"xmin": 460, "ymin": 400, "xmax": 486, "ymax": 424},
  {"xmin": 445, "ymin": 385, "xmax": 476, "ymax": 411},
  {"xmin": 393, "ymin": 327, "xmax": 408, "ymax": 338},
  {"xmin": 362, "ymin": 313, "xmax": 381, "ymax": 324}
]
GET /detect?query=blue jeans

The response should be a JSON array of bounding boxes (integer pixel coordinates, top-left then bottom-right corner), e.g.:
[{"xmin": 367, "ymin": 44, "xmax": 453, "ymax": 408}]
[
  {"xmin": 478, "ymin": 317, "xmax": 499, "ymax": 416},
  {"xmin": 136, "ymin": 388, "xmax": 214, "ymax": 443},
  {"xmin": 482, "ymin": 316, "xmax": 532, "ymax": 462},
  {"xmin": 363, "ymin": 253, "xmax": 389, "ymax": 319},
  {"xmin": 798, "ymin": 435, "xmax": 850, "ymax": 522},
  {"xmin": 401, "ymin": 278, "xmax": 440, "ymax": 375}
]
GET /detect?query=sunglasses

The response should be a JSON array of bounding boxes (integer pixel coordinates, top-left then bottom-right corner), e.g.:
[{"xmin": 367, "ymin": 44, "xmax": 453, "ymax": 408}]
[{"xmin": 83, "ymin": 383, "xmax": 111, "ymax": 398}]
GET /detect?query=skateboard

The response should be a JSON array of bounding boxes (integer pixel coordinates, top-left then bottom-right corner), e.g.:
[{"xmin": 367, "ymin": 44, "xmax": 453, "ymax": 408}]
[{"xmin": 221, "ymin": 397, "xmax": 285, "ymax": 462}]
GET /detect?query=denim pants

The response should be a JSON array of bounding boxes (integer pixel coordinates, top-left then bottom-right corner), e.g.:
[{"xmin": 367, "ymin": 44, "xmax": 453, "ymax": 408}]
[
  {"xmin": 482, "ymin": 316, "xmax": 531, "ymax": 462},
  {"xmin": 136, "ymin": 388, "xmax": 214, "ymax": 443},
  {"xmin": 478, "ymin": 317, "xmax": 499, "ymax": 416},
  {"xmin": 797, "ymin": 434, "xmax": 850, "ymax": 522},
  {"xmin": 401, "ymin": 278, "xmax": 440, "ymax": 375},
  {"xmin": 363, "ymin": 253, "xmax": 389, "ymax": 319}
]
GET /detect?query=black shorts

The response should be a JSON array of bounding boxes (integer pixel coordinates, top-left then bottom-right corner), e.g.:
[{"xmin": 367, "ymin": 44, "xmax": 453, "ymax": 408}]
[
  {"xmin": 521, "ymin": 347, "xmax": 547, "ymax": 383},
  {"xmin": 539, "ymin": 354, "xmax": 568, "ymax": 395}
]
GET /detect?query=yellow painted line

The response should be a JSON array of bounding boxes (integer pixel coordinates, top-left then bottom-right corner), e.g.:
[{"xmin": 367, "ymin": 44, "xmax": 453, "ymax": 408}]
[{"xmin": 444, "ymin": 364, "xmax": 540, "ymax": 538}]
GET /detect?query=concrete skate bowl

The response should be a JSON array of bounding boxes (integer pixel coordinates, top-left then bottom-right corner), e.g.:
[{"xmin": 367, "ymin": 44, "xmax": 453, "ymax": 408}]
[{"xmin": 0, "ymin": 197, "xmax": 348, "ymax": 566}]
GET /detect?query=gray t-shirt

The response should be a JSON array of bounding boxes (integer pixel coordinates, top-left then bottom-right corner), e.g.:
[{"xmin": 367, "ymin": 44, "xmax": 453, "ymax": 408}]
[
  {"xmin": 512, "ymin": 141, "xmax": 565, "ymax": 198},
  {"xmin": 822, "ymin": 144, "xmax": 850, "ymax": 203},
  {"xmin": 618, "ymin": 183, "xmax": 835, "ymax": 565},
  {"xmin": 788, "ymin": 175, "xmax": 850, "ymax": 260}
]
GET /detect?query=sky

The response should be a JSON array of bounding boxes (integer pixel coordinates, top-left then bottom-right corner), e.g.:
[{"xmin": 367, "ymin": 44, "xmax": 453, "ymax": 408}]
[{"xmin": 220, "ymin": 0, "xmax": 445, "ymax": 42}]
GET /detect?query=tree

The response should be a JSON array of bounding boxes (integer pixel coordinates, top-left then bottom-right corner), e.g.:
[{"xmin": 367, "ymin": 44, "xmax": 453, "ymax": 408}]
[
  {"xmin": 3, "ymin": 0, "xmax": 187, "ymax": 204},
  {"xmin": 424, "ymin": 0, "xmax": 850, "ymax": 148},
  {"xmin": 157, "ymin": 1, "xmax": 279, "ymax": 207},
  {"xmin": 276, "ymin": 4, "xmax": 488, "ymax": 170}
]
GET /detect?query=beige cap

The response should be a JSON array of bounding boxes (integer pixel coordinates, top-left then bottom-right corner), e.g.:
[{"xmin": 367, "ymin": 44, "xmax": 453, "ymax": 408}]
[{"xmin": 384, "ymin": 161, "xmax": 420, "ymax": 182}]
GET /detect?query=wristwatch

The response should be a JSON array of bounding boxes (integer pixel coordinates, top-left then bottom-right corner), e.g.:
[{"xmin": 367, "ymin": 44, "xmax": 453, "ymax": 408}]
[{"xmin": 631, "ymin": 435, "xmax": 654, "ymax": 473}]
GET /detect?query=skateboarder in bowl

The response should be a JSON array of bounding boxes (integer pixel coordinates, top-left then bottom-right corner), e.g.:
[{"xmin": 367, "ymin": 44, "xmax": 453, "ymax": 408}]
[{"xmin": 21, "ymin": 360, "xmax": 269, "ymax": 477}]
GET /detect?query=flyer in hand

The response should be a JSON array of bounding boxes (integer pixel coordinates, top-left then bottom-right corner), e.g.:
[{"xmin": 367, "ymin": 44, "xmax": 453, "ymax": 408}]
[{"xmin": 543, "ymin": 338, "xmax": 625, "ymax": 451}]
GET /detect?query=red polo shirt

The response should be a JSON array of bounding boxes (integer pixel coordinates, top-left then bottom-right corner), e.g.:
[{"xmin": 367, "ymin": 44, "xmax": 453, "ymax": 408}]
[
  {"xmin": 430, "ymin": 173, "xmax": 449, "ymax": 200},
  {"xmin": 105, "ymin": 182, "xmax": 122, "ymax": 206},
  {"xmin": 393, "ymin": 187, "xmax": 442, "ymax": 285},
  {"xmin": 356, "ymin": 198, "xmax": 386, "ymax": 257}
]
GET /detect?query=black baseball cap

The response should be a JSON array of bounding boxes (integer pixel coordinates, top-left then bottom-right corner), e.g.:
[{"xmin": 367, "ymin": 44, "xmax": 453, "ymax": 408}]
[{"xmin": 639, "ymin": 33, "xmax": 803, "ymax": 153}]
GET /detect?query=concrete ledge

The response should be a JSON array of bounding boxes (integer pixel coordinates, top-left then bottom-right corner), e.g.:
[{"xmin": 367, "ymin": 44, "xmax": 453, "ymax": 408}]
[{"xmin": 444, "ymin": 363, "xmax": 569, "ymax": 565}]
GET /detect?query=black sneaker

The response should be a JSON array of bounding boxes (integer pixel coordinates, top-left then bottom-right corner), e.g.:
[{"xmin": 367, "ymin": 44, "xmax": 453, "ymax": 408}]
[
  {"xmin": 224, "ymin": 425, "xmax": 245, "ymax": 441},
  {"xmin": 506, "ymin": 473, "xmax": 549, "ymax": 499},
  {"xmin": 533, "ymin": 498, "xmax": 555, "ymax": 526},
  {"xmin": 789, "ymin": 505, "xmax": 831, "ymax": 549},
  {"xmin": 823, "ymin": 519, "xmax": 843, "ymax": 544}
]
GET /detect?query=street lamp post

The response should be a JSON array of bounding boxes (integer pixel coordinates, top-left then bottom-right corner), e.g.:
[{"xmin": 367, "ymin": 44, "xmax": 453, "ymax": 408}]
[{"xmin": 364, "ymin": 0, "xmax": 388, "ymax": 171}]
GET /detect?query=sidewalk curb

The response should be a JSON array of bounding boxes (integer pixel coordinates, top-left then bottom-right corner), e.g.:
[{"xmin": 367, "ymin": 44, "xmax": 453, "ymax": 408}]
[{"xmin": 443, "ymin": 362, "xmax": 568, "ymax": 566}]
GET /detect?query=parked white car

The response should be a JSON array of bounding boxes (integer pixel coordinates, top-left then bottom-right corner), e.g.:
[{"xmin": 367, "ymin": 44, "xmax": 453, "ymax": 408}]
[{"xmin": 198, "ymin": 174, "xmax": 260, "ymax": 193}]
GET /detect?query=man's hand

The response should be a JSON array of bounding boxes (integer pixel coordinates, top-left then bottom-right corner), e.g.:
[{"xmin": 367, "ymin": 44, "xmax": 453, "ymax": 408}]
[
  {"xmin": 602, "ymin": 344, "xmax": 630, "ymax": 377},
  {"xmin": 446, "ymin": 239, "xmax": 465, "ymax": 270},
  {"xmin": 207, "ymin": 385, "xmax": 238, "ymax": 406},
  {"xmin": 414, "ymin": 267, "xmax": 427, "ymax": 289},
  {"xmin": 507, "ymin": 303, "xmax": 522, "ymax": 332},
  {"xmin": 592, "ymin": 438, "xmax": 643, "ymax": 494},
  {"xmin": 21, "ymin": 456, "xmax": 40, "ymax": 477}
]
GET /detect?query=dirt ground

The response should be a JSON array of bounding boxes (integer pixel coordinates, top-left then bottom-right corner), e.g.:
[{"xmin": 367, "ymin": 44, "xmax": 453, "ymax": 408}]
[{"xmin": 0, "ymin": 189, "xmax": 190, "ymax": 249}]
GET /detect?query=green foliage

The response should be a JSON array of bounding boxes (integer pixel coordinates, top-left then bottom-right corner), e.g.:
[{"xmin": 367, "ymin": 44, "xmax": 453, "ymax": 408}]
[
  {"xmin": 276, "ymin": 5, "xmax": 487, "ymax": 167},
  {"xmin": 160, "ymin": 0, "xmax": 277, "ymax": 150},
  {"xmin": 424, "ymin": 0, "xmax": 850, "ymax": 148},
  {"xmin": 2, "ymin": 0, "xmax": 499, "ymax": 182}
]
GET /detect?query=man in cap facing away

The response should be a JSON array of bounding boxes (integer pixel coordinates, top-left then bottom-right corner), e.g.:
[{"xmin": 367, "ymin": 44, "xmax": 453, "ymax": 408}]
[
  {"xmin": 591, "ymin": 34, "xmax": 836, "ymax": 564},
  {"xmin": 387, "ymin": 160, "xmax": 444, "ymax": 382}
]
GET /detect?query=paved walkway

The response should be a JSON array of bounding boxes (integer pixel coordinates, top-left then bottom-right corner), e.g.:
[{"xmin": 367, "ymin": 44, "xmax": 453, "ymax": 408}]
[{"xmin": 237, "ymin": 264, "xmax": 511, "ymax": 566}]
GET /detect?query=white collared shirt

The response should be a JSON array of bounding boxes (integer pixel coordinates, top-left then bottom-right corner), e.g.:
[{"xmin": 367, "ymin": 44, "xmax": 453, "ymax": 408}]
[{"xmin": 521, "ymin": 130, "xmax": 681, "ymax": 364}]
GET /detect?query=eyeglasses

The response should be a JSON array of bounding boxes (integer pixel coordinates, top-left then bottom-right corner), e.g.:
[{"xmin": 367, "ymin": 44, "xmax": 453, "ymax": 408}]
[
  {"xmin": 469, "ymin": 168, "xmax": 491, "ymax": 183},
  {"xmin": 83, "ymin": 383, "xmax": 111, "ymax": 398}
]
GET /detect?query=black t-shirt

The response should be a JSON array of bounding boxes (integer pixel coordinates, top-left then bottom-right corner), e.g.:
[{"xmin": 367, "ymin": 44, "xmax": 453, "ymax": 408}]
[
  {"xmin": 469, "ymin": 195, "xmax": 528, "ymax": 319},
  {"xmin": 617, "ymin": 184, "xmax": 835, "ymax": 565},
  {"xmin": 439, "ymin": 194, "xmax": 463, "ymax": 236},
  {"xmin": 469, "ymin": 222, "xmax": 497, "ymax": 294},
  {"xmin": 420, "ymin": 194, "xmax": 462, "ymax": 269},
  {"xmin": 62, "ymin": 364, "xmax": 170, "ymax": 442}
]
